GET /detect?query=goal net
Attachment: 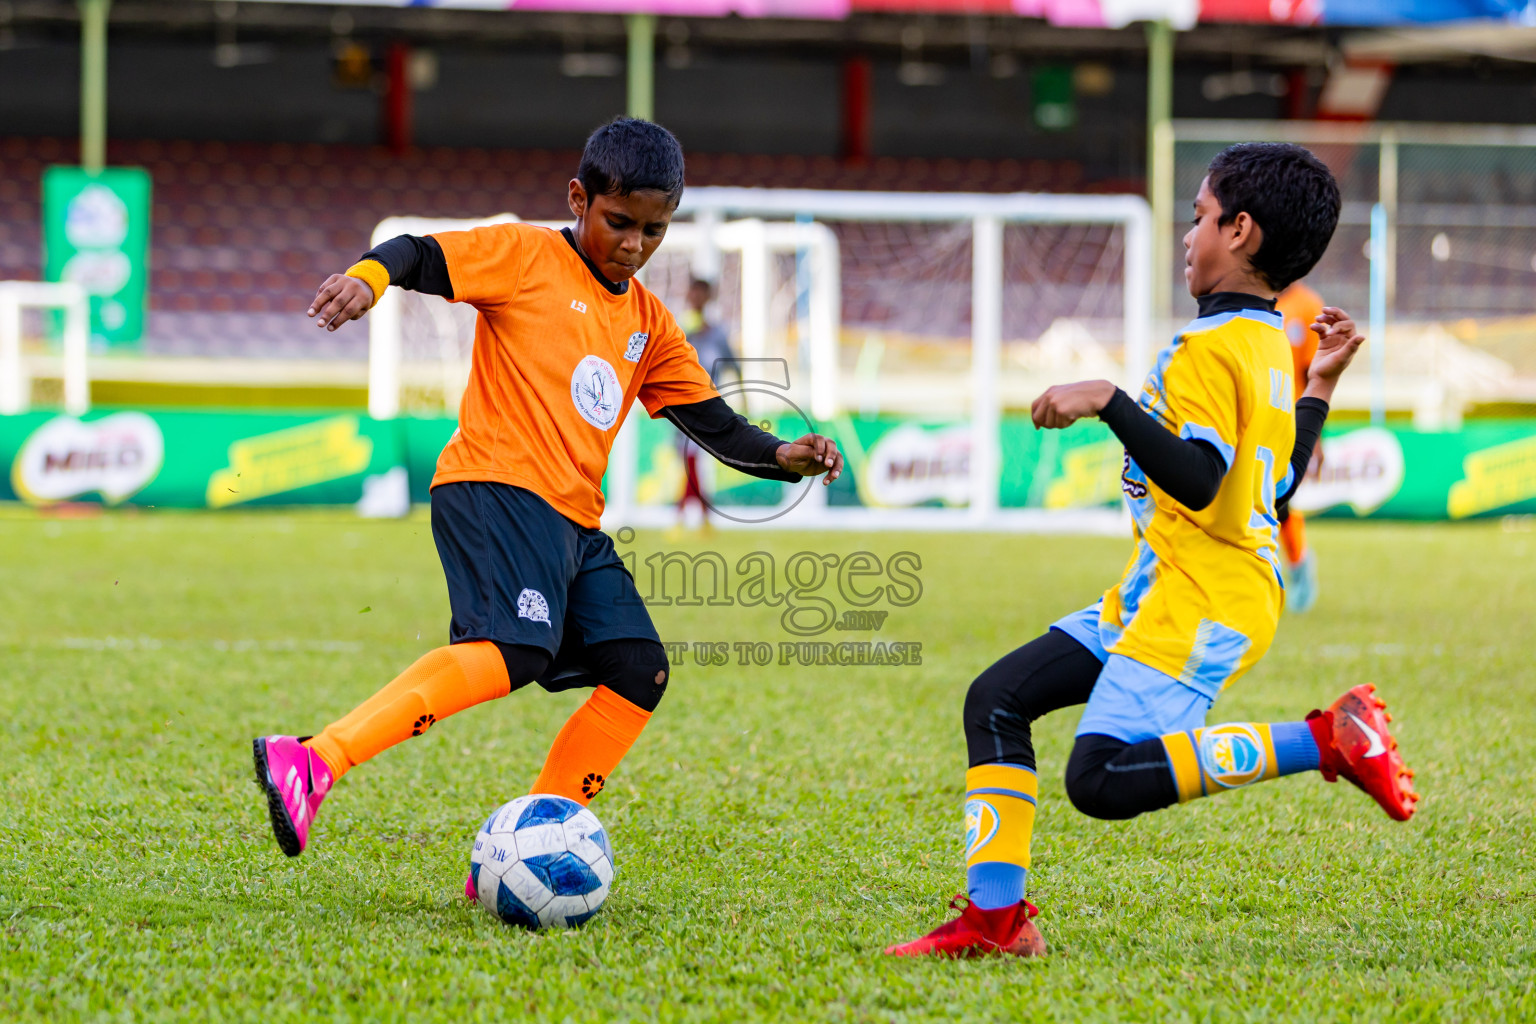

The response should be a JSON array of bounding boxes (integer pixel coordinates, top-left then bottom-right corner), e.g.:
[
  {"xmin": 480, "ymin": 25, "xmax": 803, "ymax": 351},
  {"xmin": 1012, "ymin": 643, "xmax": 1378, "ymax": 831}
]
[
  {"xmin": 368, "ymin": 189, "xmax": 1151, "ymax": 532},
  {"xmin": 1172, "ymin": 121, "xmax": 1536, "ymax": 427},
  {"xmin": 366, "ymin": 215, "xmax": 518, "ymax": 419}
]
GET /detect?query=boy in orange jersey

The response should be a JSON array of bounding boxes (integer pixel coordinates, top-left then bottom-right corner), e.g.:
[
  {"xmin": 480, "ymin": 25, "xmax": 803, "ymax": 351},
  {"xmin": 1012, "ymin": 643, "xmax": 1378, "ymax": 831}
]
[
  {"xmin": 253, "ymin": 118, "xmax": 843, "ymax": 863},
  {"xmin": 1275, "ymin": 280, "xmax": 1324, "ymax": 611}
]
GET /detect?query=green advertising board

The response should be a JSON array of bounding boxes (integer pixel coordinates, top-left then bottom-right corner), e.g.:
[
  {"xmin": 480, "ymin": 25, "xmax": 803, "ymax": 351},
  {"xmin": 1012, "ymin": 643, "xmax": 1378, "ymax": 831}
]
[
  {"xmin": 1031, "ymin": 65, "xmax": 1076, "ymax": 131},
  {"xmin": 623, "ymin": 413, "xmax": 1536, "ymax": 520},
  {"xmin": 1, "ymin": 407, "xmax": 1535, "ymax": 522},
  {"xmin": 42, "ymin": 166, "xmax": 152, "ymax": 347},
  {"xmin": 0, "ymin": 409, "xmax": 403, "ymax": 510},
  {"xmin": 1291, "ymin": 422, "xmax": 1536, "ymax": 521},
  {"xmin": 627, "ymin": 412, "xmax": 1123, "ymax": 512}
]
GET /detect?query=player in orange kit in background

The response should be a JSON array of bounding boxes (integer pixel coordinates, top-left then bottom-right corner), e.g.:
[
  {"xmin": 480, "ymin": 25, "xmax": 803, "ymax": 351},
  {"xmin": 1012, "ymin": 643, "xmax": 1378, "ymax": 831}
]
[{"xmin": 1275, "ymin": 280, "xmax": 1323, "ymax": 612}]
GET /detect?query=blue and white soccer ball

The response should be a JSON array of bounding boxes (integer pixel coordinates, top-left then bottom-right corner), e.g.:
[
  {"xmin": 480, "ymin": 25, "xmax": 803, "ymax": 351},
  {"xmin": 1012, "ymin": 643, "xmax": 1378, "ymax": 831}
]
[{"xmin": 469, "ymin": 794, "xmax": 614, "ymax": 930}]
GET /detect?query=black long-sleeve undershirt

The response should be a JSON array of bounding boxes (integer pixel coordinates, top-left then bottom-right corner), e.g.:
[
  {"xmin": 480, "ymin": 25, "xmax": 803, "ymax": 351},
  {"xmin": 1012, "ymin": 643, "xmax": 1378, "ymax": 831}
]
[
  {"xmin": 663, "ymin": 398, "xmax": 802, "ymax": 483},
  {"xmin": 361, "ymin": 234, "xmax": 454, "ymax": 298},
  {"xmin": 1098, "ymin": 388, "xmax": 1329, "ymax": 513},
  {"xmin": 1279, "ymin": 397, "xmax": 1328, "ymax": 513},
  {"xmin": 1099, "ymin": 389, "xmax": 1227, "ymax": 510}
]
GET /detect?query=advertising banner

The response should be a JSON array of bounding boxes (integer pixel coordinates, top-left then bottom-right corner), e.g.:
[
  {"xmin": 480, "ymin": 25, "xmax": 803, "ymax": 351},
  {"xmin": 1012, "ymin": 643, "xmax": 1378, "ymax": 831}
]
[
  {"xmin": 633, "ymin": 412, "xmax": 1536, "ymax": 519},
  {"xmin": 633, "ymin": 412, "xmax": 1129, "ymax": 511},
  {"xmin": 41, "ymin": 167, "xmax": 152, "ymax": 347},
  {"xmin": 232, "ymin": 0, "xmax": 1535, "ymax": 27},
  {"xmin": 238, "ymin": 0, "xmax": 851, "ymax": 15},
  {"xmin": 2, "ymin": 408, "xmax": 1534, "ymax": 521},
  {"xmin": 0, "ymin": 410, "xmax": 405, "ymax": 512},
  {"xmin": 1292, "ymin": 423, "xmax": 1536, "ymax": 520}
]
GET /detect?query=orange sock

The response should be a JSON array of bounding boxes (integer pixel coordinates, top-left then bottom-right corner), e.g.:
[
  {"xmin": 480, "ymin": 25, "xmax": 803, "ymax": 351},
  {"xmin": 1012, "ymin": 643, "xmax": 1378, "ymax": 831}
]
[
  {"xmin": 306, "ymin": 641, "xmax": 510, "ymax": 781},
  {"xmin": 1280, "ymin": 511, "xmax": 1308, "ymax": 565},
  {"xmin": 530, "ymin": 685, "xmax": 652, "ymax": 804}
]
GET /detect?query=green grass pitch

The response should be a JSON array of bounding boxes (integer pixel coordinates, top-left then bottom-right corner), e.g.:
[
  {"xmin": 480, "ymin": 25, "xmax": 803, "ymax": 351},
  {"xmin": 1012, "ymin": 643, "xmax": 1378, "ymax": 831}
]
[{"xmin": 2, "ymin": 509, "xmax": 1534, "ymax": 1022}]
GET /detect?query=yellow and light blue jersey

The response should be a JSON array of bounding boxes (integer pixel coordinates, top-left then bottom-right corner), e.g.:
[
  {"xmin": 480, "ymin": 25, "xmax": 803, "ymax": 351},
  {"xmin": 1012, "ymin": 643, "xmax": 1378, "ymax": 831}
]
[{"xmin": 1097, "ymin": 304, "xmax": 1297, "ymax": 699}]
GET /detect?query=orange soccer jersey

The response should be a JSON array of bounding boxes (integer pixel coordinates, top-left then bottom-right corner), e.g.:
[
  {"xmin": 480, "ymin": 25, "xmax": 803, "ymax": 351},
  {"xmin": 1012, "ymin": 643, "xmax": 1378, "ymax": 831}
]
[
  {"xmin": 428, "ymin": 222, "xmax": 718, "ymax": 527},
  {"xmin": 1276, "ymin": 281, "xmax": 1323, "ymax": 399}
]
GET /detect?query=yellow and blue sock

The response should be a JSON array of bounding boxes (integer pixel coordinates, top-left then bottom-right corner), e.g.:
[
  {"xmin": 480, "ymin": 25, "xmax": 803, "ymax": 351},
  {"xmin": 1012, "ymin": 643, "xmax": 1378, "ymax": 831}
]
[
  {"xmin": 963, "ymin": 763, "xmax": 1037, "ymax": 910},
  {"xmin": 1159, "ymin": 721, "xmax": 1319, "ymax": 802}
]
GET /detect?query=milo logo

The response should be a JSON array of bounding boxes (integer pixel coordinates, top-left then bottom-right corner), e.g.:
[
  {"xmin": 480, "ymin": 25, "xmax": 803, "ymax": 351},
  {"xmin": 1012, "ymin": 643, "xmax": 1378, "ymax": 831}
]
[{"xmin": 11, "ymin": 412, "xmax": 164, "ymax": 505}]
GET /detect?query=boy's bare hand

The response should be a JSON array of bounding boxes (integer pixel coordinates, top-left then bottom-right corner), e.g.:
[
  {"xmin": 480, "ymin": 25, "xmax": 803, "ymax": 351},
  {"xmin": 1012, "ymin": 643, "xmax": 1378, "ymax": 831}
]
[
  {"xmin": 308, "ymin": 274, "xmax": 374, "ymax": 332},
  {"xmin": 1306, "ymin": 306, "xmax": 1365, "ymax": 399},
  {"xmin": 1031, "ymin": 379, "xmax": 1117, "ymax": 430},
  {"xmin": 776, "ymin": 434, "xmax": 843, "ymax": 484}
]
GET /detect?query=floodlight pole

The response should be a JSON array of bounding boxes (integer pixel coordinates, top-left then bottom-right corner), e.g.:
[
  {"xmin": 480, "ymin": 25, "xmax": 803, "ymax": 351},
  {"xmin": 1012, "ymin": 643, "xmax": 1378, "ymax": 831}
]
[
  {"xmin": 79, "ymin": 0, "xmax": 111, "ymax": 172},
  {"xmin": 1146, "ymin": 19, "xmax": 1174, "ymax": 323},
  {"xmin": 1369, "ymin": 202, "xmax": 1387, "ymax": 426},
  {"xmin": 627, "ymin": 13, "xmax": 656, "ymax": 121},
  {"xmin": 1378, "ymin": 126, "xmax": 1398, "ymax": 313}
]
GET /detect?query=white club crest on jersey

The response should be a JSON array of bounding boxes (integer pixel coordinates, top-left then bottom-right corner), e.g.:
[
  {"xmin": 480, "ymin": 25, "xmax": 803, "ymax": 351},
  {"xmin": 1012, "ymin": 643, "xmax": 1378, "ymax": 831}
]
[
  {"xmin": 517, "ymin": 588, "xmax": 551, "ymax": 625},
  {"xmin": 623, "ymin": 332, "xmax": 649, "ymax": 362},
  {"xmin": 571, "ymin": 355, "xmax": 622, "ymax": 430}
]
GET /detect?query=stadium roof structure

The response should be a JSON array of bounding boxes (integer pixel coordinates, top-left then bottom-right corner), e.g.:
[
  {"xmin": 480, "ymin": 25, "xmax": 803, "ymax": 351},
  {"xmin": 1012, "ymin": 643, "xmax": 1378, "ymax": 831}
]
[
  {"xmin": 242, "ymin": 0, "xmax": 1202, "ymax": 29},
  {"xmin": 230, "ymin": 0, "xmax": 1536, "ymax": 26}
]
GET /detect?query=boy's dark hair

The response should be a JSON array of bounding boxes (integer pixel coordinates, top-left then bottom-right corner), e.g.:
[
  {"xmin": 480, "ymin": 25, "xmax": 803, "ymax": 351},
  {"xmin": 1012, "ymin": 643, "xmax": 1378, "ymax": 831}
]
[
  {"xmin": 578, "ymin": 117, "xmax": 685, "ymax": 207},
  {"xmin": 1206, "ymin": 142, "xmax": 1341, "ymax": 291}
]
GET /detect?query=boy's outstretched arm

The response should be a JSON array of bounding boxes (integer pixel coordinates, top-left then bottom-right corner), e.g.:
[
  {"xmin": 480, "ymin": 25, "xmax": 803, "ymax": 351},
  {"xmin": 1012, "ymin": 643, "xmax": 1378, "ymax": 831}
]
[
  {"xmin": 662, "ymin": 399, "xmax": 843, "ymax": 485},
  {"xmin": 1031, "ymin": 380, "xmax": 1227, "ymax": 511},
  {"xmin": 307, "ymin": 234, "xmax": 452, "ymax": 332}
]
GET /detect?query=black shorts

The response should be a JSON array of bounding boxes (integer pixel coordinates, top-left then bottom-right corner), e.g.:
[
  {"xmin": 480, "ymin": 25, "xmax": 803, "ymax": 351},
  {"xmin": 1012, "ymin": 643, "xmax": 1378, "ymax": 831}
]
[{"xmin": 430, "ymin": 481, "xmax": 659, "ymax": 657}]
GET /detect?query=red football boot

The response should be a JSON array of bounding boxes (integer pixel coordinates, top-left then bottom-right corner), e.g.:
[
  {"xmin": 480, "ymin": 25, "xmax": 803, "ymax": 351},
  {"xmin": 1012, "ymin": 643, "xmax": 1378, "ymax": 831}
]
[
  {"xmin": 884, "ymin": 895, "xmax": 1046, "ymax": 958},
  {"xmin": 1307, "ymin": 683, "xmax": 1420, "ymax": 822}
]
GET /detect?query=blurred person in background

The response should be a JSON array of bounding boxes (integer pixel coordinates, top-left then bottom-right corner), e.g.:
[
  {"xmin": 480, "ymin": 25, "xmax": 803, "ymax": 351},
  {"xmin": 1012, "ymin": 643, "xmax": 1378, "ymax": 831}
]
[
  {"xmin": 1276, "ymin": 279, "xmax": 1324, "ymax": 612},
  {"xmin": 674, "ymin": 277, "xmax": 737, "ymax": 534}
]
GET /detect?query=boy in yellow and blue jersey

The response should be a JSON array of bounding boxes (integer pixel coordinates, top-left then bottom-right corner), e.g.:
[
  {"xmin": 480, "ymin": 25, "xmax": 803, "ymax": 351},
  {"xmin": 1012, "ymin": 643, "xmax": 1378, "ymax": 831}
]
[{"xmin": 888, "ymin": 143, "xmax": 1420, "ymax": 959}]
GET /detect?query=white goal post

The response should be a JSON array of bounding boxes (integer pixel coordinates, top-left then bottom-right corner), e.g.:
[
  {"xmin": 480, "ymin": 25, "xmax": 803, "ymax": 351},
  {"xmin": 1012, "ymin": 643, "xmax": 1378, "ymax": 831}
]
[
  {"xmin": 0, "ymin": 280, "xmax": 91, "ymax": 416},
  {"xmin": 680, "ymin": 188, "xmax": 1153, "ymax": 529},
  {"xmin": 367, "ymin": 189, "xmax": 1152, "ymax": 532},
  {"xmin": 366, "ymin": 213, "xmax": 842, "ymax": 422},
  {"xmin": 366, "ymin": 214, "xmax": 520, "ymax": 422}
]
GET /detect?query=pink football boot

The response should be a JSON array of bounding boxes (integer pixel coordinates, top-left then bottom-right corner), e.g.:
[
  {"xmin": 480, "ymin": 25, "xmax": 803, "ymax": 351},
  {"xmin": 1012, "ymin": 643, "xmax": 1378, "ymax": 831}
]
[{"xmin": 253, "ymin": 736, "xmax": 334, "ymax": 856}]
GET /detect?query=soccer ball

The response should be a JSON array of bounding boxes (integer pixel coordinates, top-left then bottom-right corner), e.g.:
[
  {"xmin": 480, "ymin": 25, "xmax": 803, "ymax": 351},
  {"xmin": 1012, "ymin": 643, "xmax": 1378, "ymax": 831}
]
[{"xmin": 469, "ymin": 794, "xmax": 614, "ymax": 929}]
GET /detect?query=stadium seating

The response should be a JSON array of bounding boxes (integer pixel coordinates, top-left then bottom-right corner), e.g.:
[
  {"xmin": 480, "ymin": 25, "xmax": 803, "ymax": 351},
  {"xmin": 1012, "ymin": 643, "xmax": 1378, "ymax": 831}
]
[{"xmin": 0, "ymin": 135, "xmax": 1119, "ymax": 359}]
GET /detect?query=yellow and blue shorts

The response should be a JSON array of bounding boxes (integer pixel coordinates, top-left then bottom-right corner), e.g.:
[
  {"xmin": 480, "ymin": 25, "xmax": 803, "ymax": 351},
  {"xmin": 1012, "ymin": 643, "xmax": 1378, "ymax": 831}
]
[{"xmin": 1052, "ymin": 601, "xmax": 1213, "ymax": 745}]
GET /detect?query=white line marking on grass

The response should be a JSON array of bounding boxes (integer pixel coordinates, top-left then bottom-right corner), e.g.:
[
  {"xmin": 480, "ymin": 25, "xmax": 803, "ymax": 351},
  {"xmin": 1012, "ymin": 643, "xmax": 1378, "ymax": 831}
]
[{"xmin": 50, "ymin": 636, "xmax": 363, "ymax": 654}]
